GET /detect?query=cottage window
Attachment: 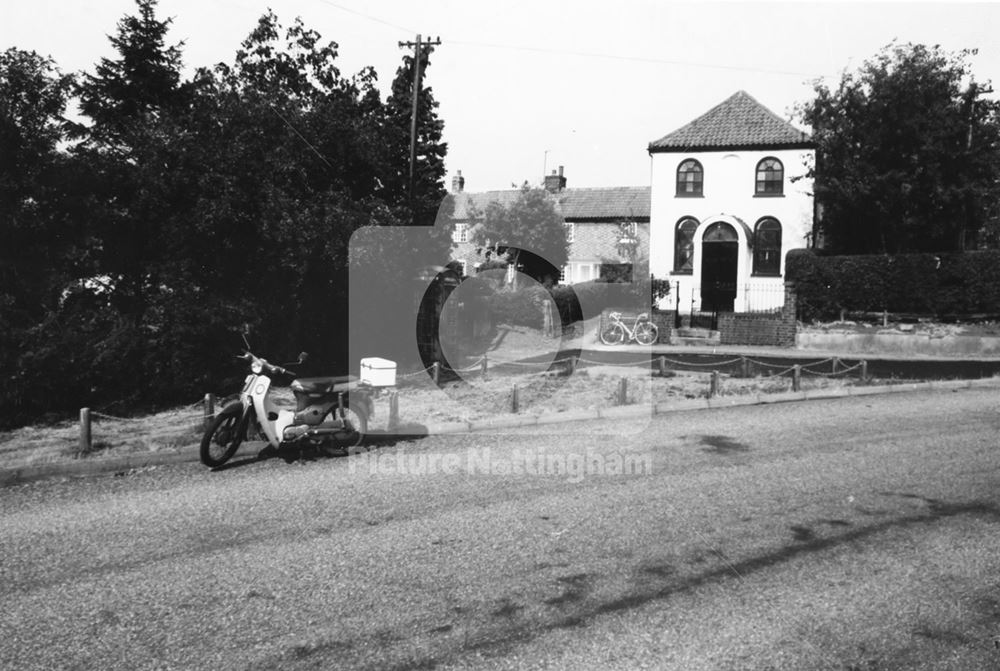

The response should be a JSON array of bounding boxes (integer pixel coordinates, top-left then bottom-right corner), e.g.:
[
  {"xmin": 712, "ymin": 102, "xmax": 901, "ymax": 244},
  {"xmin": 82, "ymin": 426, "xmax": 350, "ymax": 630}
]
[
  {"xmin": 755, "ymin": 158, "xmax": 783, "ymax": 195},
  {"xmin": 453, "ymin": 223, "xmax": 469, "ymax": 243},
  {"xmin": 674, "ymin": 218, "xmax": 698, "ymax": 273},
  {"xmin": 676, "ymin": 159, "xmax": 703, "ymax": 196},
  {"xmin": 753, "ymin": 218, "xmax": 782, "ymax": 275},
  {"xmin": 565, "ymin": 222, "xmax": 575, "ymax": 243}
]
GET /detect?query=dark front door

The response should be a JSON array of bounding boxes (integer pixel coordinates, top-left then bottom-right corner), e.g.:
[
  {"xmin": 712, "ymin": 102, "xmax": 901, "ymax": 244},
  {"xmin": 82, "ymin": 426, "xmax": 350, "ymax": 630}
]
[{"xmin": 700, "ymin": 223, "xmax": 738, "ymax": 312}]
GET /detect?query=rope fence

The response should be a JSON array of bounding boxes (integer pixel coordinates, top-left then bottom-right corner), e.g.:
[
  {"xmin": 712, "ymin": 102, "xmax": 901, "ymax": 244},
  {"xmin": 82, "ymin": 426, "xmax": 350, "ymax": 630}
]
[
  {"xmin": 77, "ymin": 394, "xmax": 220, "ymax": 457},
  {"xmin": 73, "ymin": 355, "xmax": 876, "ymax": 455},
  {"xmin": 385, "ymin": 352, "xmax": 877, "ymax": 417}
]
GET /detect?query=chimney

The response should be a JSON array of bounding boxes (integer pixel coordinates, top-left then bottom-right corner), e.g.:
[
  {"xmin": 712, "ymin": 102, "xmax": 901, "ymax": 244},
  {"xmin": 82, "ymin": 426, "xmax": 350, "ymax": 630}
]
[
  {"xmin": 451, "ymin": 170, "xmax": 465, "ymax": 193},
  {"xmin": 543, "ymin": 165, "xmax": 566, "ymax": 192}
]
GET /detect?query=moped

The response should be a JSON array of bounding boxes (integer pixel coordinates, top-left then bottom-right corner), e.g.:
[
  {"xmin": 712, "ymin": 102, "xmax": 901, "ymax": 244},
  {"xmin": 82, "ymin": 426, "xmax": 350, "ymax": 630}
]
[{"xmin": 201, "ymin": 350, "xmax": 373, "ymax": 467}]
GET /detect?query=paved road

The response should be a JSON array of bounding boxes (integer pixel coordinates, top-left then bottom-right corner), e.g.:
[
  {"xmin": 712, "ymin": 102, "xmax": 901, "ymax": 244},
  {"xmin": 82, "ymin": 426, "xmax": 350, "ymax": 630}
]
[{"xmin": 2, "ymin": 389, "xmax": 999, "ymax": 670}]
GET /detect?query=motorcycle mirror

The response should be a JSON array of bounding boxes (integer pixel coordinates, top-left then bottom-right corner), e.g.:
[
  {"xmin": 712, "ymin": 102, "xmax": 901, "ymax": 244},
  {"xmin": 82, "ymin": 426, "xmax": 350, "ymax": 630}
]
[{"xmin": 297, "ymin": 352, "xmax": 309, "ymax": 364}]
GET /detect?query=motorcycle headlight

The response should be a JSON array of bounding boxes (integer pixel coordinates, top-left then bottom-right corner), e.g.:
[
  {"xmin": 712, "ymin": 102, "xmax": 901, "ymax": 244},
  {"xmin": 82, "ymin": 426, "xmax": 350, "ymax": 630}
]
[{"xmin": 251, "ymin": 360, "xmax": 263, "ymax": 374}]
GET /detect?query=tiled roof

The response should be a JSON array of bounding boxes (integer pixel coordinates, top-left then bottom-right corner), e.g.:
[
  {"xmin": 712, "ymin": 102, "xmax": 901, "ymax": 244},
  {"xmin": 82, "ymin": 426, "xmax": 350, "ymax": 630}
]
[
  {"xmin": 451, "ymin": 186, "xmax": 650, "ymax": 222},
  {"xmin": 558, "ymin": 187, "xmax": 650, "ymax": 221},
  {"xmin": 648, "ymin": 90, "xmax": 811, "ymax": 152}
]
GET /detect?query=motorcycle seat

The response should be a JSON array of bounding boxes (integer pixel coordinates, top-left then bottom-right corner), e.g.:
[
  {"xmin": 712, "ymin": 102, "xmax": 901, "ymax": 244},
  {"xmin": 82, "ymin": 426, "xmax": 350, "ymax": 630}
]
[{"xmin": 292, "ymin": 375, "xmax": 358, "ymax": 394}]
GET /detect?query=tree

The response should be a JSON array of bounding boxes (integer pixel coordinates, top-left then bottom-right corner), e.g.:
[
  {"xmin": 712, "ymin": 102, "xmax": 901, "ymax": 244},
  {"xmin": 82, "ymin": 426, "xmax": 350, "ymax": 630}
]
[
  {"xmin": 0, "ymin": 48, "xmax": 77, "ymax": 323},
  {"xmin": 0, "ymin": 4, "xmax": 458, "ymax": 425},
  {"xmin": 68, "ymin": 0, "xmax": 193, "ymax": 321},
  {"xmin": 73, "ymin": 0, "xmax": 188, "ymax": 151},
  {"xmin": 383, "ymin": 43, "xmax": 450, "ymax": 229},
  {"xmin": 798, "ymin": 42, "xmax": 1000, "ymax": 254},
  {"xmin": 469, "ymin": 184, "xmax": 569, "ymax": 286}
]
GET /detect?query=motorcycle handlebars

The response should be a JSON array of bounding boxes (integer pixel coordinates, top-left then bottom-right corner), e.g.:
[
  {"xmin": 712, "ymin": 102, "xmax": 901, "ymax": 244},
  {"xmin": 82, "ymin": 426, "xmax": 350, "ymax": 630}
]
[{"xmin": 237, "ymin": 352, "xmax": 293, "ymax": 378}]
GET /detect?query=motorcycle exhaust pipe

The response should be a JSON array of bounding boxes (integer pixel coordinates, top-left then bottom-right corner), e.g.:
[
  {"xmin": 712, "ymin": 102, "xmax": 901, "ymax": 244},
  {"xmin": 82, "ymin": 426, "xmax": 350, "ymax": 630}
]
[{"xmin": 283, "ymin": 421, "xmax": 353, "ymax": 441}]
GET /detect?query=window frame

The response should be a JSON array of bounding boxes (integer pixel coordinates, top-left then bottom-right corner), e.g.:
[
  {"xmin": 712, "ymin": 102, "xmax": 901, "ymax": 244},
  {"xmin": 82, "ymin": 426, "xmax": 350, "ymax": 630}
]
[
  {"xmin": 675, "ymin": 159, "xmax": 704, "ymax": 197},
  {"xmin": 673, "ymin": 217, "xmax": 699, "ymax": 274},
  {"xmin": 453, "ymin": 222, "xmax": 469, "ymax": 243},
  {"xmin": 754, "ymin": 157, "xmax": 784, "ymax": 196},
  {"xmin": 752, "ymin": 217, "xmax": 782, "ymax": 276}
]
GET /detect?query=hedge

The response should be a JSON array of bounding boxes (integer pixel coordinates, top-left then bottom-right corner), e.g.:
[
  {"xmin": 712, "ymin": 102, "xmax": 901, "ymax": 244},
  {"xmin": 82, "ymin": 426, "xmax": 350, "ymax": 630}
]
[{"xmin": 786, "ymin": 249, "xmax": 1000, "ymax": 321}]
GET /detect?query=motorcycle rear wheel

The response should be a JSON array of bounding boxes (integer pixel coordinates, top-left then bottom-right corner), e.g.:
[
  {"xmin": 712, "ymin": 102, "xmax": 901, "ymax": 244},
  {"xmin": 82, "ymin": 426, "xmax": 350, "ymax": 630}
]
[
  {"xmin": 200, "ymin": 404, "xmax": 248, "ymax": 467},
  {"xmin": 318, "ymin": 403, "xmax": 368, "ymax": 457}
]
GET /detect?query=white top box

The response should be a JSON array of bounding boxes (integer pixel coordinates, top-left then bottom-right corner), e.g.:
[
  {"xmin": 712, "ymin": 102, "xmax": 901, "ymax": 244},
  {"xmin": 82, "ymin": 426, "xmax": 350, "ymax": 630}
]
[{"xmin": 360, "ymin": 357, "xmax": 396, "ymax": 387}]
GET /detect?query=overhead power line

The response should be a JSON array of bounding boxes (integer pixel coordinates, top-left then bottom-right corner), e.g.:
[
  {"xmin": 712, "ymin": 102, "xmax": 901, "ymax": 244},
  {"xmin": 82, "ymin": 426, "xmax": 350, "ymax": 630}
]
[
  {"xmin": 314, "ymin": 2, "xmax": 826, "ymax": 79},
  {"xmin": 315, "ymin": 0, "xmax": 416, "ymax": 34},
  {"xmin": 448, "ymin": 39, "xmax": 823, "ymax": 79}
]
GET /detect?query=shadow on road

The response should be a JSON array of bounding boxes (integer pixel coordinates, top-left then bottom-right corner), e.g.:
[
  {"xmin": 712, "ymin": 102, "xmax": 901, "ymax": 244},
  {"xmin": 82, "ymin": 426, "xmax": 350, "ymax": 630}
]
[{"xmin": 207, "ymin": 430, "xmax": 434, "ymax": 473}]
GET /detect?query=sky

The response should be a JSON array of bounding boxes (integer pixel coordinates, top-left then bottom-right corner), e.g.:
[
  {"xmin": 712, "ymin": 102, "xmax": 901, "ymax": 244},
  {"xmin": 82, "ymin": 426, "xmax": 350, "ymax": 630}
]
[{"xmin": 5, "ymin": 1, "xmax": 1000, "ymax": 191}]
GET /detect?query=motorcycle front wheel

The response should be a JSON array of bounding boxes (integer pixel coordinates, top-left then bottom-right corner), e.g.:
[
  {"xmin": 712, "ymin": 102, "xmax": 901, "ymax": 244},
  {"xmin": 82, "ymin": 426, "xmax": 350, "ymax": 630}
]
[
  {"xmin": 200, "ymin": 404, "xmax": 248, "ymax": 467},
  {"xmin": 318, "ymin": 403, "xmax": 369, "ymax": 458}
]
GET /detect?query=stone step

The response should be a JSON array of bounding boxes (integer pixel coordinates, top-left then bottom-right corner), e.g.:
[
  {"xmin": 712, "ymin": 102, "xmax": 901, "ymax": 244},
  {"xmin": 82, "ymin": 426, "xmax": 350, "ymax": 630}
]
[
  {"xmin": 675, "ymin": 327, "xmax": 717, "ymax": 339},
  {"xmin": 670, "ymin": 333, "xmax": 721, "ymax": 346}
]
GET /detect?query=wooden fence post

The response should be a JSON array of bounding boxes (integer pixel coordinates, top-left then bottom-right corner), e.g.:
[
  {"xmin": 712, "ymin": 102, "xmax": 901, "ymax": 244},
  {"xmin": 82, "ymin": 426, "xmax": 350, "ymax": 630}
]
[
  {"xmin": 567, "ymin": 356, "xmax": 576, "ymax": 376},
  {"xmin": 79, "ymin": 408, "xmax": 91, "ymax": 456},
  {"xmin": 860, "ymin": 360, "xmax": 868, "ymax": 384},
  {"xmin": 792, "ymin": 365, "xmax": 801, "ymax": 392},
  {"xmin": 481, "ymin": 354, "xmax": 488, "ymax": 380},
  {"xmin": 832, "ymin": 357, "xmax": 840, "ymax": 375},
  {"xmin": 511, "ymin": 384, "xmax": 519, "ymax": 413},
  {"xmin": 709, "ymin": 371, "xmax": 720, "ymax": 397},
  {"xmin": 659, "ymin": 355, "xmax": 666, "ymax": 377},
  {"xmin": 388, "ymin": 391, "xmax": 399, "ymax": 430},
  {"xmin": 740, "ymin": 356, "xmax": 750, "ymax": 379},
  {"xmin": 432, "ymin": 362, "xmax": 440, "ymax": 385},
  {"xmin": 204, "ymin": 393, "xmax": 215, "ymax": 431},
  {"xmin": 618, "ymin": 377, "xmax": 628, "ymax": 405}
]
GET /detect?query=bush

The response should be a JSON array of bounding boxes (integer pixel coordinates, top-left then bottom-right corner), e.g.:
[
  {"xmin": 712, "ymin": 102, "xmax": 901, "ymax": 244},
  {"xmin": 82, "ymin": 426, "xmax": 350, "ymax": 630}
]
[
  {"xmin": 487, "ymin": 285, "xmax": 547, "ymax": 329},
  {"xmin": 786, "ymin": 249, "xmax": 1000, "ymax": 321}
]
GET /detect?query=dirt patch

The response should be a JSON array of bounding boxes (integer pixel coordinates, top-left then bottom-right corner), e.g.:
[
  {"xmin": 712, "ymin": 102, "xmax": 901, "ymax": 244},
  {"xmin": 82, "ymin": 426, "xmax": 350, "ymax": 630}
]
[{"xmin": 383, "ymin": 362, "xmax": 860, "ymax": 429}]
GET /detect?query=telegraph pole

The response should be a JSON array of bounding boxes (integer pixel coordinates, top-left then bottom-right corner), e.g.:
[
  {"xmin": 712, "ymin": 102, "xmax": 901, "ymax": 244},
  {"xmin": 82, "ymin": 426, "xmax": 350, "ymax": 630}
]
[
  {"xmin": 398, "ymin": 34, "xmax": 441, "ymax": 214},
  {"xmin": 962, "ymin": 80, "xmax": 993, "ymax": 249}
]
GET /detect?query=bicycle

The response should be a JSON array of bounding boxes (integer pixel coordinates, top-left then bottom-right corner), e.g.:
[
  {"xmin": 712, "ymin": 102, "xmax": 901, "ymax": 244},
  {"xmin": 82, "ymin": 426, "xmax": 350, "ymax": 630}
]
[{"xmin": 599, "ymin": 311, "xmax": 659, "ymax": 345}]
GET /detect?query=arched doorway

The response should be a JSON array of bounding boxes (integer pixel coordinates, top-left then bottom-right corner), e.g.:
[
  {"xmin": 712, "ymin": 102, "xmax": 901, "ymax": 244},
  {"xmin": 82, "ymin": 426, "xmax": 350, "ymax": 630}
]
[{"xmin": 700, "ymin": 222, "xmax": 738, "ymax": 312}]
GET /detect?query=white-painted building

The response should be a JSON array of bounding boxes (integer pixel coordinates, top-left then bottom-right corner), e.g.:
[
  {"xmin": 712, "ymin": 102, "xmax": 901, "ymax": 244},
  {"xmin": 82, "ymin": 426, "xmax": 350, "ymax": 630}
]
[{"xmin": 648, "ymin": 91, "xmax": 815, "ymax": 313}]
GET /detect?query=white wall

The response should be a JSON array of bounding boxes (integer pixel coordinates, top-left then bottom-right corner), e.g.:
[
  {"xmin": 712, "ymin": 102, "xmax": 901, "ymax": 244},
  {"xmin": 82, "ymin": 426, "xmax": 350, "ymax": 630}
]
[{"xmin": 649, "ymin": 147, "xmax": 814, "ymax": 312}]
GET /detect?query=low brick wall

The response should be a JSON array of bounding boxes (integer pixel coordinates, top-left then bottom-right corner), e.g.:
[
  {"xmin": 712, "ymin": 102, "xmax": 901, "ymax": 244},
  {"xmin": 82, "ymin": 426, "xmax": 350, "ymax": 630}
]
[
  {"xmin": 651, "ymin": 310, "xmax": 675, "ymax": 343},
  {"xmin": 718, "ymin": 283, "xmax": 797, "ymax": 347}
]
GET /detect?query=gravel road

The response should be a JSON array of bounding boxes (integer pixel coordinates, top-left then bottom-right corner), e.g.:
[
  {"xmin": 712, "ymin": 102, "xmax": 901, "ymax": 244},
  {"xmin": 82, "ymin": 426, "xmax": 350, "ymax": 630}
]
[{"xmin": 1, "ymin": 388, "xmax": 999, "ymax": 670}]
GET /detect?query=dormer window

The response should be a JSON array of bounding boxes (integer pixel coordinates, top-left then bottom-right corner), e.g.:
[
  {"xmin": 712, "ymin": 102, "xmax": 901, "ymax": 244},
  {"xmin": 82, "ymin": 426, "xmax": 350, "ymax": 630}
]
[
  {"xmin": 676, "ymin": 159, "xmax": 703, "ymax": 197},
  {"xmin": 755, "ymin": 158, "xmax": 783, "ymax": 195}
]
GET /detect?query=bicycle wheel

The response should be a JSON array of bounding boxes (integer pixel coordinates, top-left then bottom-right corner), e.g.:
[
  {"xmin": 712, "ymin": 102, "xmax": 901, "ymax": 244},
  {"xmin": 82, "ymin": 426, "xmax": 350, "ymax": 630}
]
[
  {"xmin": 634, "ymin": 322, "xmax": 658, "ymax": 345},
  {"xmin": 599, "ymin": 323, "xmax": 626, "ymax": 345},
  {"xmin": 200, "ymin": 403, "xmax": 248, "ymax": 467}
]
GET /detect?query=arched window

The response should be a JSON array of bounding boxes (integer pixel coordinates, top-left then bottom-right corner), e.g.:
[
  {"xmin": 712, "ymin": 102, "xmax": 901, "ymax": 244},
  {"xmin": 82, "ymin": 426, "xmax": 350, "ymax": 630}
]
[
  {"xmin": 755, "ymin": 158, "xmax": 783, "ymax": 195},
  {"xmin": 676, "ymin": 159, "xmax": 703, "ymax": 196},
  {"xmin": 674, "ymin": 218, "xmax": 698, "ymax": 273},
  {"xmin": 753, "ymin": 218, "xmax": 782, "ymax": 275}
]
